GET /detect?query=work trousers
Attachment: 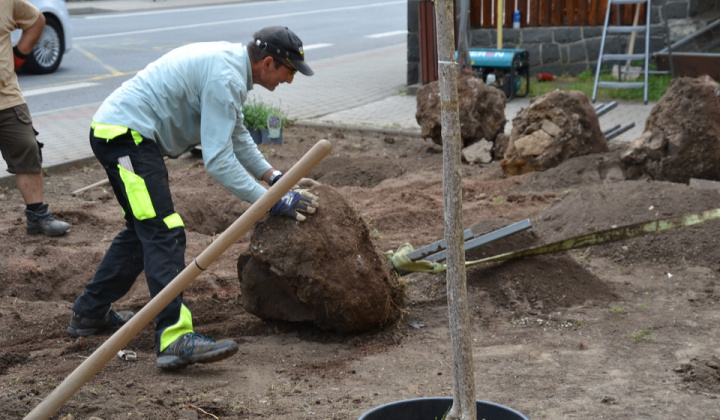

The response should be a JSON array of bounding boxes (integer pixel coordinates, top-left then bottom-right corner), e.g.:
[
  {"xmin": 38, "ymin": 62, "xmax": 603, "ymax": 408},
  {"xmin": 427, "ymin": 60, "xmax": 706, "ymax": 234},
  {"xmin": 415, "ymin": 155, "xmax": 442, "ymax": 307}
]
[{"xmin": 72, "ymin": 126, "xmax": 190, "ymax": 352}]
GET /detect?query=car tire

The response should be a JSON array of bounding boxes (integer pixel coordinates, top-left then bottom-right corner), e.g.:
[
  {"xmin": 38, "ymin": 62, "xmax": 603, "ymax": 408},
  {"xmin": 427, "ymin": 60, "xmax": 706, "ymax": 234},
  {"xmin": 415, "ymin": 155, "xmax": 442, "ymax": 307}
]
[{"xmin": 22, "ymin": 15, "xmax": 64, "ymax": 74}]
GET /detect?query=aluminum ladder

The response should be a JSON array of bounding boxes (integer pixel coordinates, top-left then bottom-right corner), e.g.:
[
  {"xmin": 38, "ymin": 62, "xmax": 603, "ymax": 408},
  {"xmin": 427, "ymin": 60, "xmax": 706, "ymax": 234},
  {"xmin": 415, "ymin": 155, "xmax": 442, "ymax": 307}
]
[{"xmin": 592, "ymin": 0, "xmax": 652, "ymax": 104}]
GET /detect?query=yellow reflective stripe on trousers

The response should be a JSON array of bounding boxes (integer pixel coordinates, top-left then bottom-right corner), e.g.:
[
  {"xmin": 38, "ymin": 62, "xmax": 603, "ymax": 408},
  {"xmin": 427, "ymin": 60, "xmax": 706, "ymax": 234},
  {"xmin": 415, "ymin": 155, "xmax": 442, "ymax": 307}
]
[
  {"xmin": 118, "ymin": 165, "xmax": 157, "ymax": 220},
  {"xmin": 159, "ymin": 304, "xmax": 194, "ymax": 352},
  {"xmin": 91, "ymin": 121, "xmax": 128, "ymax": 140},
  {"xmin": 130, "ymin": 130, "xmax": 143, "ymax": 146},
  {"xmin": 91, "ymin": 121, "xmax": 144, "ymax": 146},
  {"xmin": 164, "ymin": 212, "xmax": 184, "ymax": 229}
]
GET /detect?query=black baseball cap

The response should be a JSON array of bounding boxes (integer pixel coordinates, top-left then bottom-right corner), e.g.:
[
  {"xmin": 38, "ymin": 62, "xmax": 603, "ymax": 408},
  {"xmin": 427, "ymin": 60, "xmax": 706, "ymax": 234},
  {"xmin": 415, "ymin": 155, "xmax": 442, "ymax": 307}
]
[{"xmin": 253, "ymin": 26, "xmax": 314, "ymax": 76}]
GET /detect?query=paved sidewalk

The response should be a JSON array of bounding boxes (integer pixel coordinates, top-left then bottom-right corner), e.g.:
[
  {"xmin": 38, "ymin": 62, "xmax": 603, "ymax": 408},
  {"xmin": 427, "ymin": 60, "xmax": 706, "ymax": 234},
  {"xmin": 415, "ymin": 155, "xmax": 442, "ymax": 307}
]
[{"xmin": 1, "ymin": 0, "xmax": 655, "ymax": 181}]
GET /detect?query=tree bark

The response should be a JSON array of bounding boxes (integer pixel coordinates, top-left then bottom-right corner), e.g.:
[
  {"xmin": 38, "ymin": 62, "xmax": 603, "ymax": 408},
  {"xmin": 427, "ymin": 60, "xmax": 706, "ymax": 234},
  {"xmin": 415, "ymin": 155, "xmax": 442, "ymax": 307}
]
[{"xmin": 435, "ymin": 0, "xmax": 477, "ymax": 419}]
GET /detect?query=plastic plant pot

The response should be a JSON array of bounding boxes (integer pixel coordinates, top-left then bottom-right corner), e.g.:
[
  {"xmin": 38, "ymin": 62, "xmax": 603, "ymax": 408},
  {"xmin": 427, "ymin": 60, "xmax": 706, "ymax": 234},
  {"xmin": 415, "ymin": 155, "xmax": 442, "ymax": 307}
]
[
  {"xmin": 357, "ymin": 397, "xmax": 529, "ymax": 420},
  {"xmin": 248, "ymin": 128, "xmax": 282, "ymax": 145}
]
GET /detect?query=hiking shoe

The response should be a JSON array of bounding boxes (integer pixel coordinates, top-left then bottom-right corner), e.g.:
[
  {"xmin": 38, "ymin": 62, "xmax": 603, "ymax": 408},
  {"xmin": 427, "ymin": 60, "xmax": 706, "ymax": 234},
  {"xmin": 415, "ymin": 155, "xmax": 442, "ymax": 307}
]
[
  {"xmin": 156, "ymin": 333, "xmax": 238, "ymax": 370},
  {"xmin": 67, "ymin": 309, "xmax": 134, "ymax": 337},
  {"xmin": 25, "ymin": 204, "xmax": 70, "ymax": 236}
]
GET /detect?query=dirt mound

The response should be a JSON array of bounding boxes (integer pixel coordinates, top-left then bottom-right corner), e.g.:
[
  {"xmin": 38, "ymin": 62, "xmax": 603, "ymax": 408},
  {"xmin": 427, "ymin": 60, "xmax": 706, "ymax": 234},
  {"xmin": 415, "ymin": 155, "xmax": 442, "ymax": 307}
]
[
  {"xmin": 405, "ymin": 217, "xmax": 619, "ymax": 318},
  {"xmin": 677, "ymin": 356, "xmax": 720, "ymax": 395},
  {"xmin": 519, "ymin": 149, "xmax": 626, "ymax": 192},
  {"xmin": 171, "ymin": 166, "xmax": 251, "ymax": 235},
  {"xmin": 531, "ymin": 180, "xmax": 720, "ymax": 269},
  {"xmin": 468, "ymin": 254, "xmax": 619, "ymax": 315},
  {"xmin": 308, "ymin": 156, "xmax": 406, "ymax": 187}
]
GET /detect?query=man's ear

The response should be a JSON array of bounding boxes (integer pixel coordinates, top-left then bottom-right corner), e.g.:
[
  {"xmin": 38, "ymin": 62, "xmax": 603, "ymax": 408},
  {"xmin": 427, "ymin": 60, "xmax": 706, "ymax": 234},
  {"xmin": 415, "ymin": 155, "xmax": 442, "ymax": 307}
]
[{"xmin": 262, "ymin": 56, "xmax": 274, "ymax": 70}]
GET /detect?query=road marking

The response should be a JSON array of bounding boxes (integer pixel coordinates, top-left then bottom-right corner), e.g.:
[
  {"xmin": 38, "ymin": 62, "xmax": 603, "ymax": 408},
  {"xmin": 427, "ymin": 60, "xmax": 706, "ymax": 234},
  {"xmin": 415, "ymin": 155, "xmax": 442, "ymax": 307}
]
[
  {"xmin": 75, "ymin": 45, "xmax": 124, "ymax": 76},
  {"xmin": 23, "ymin": 82, "xmax": 100, "ymax": 97},
  {"xmin": 82, "ymin": 4, "xmax": 244, "ymax": 19},
  {"xmin": 304, "ymin": 43, "xmax": 332, "ymax": 50},
  {"xmin": 75, "ymin": 1, "xmax": 405, "ymax": 40},
  {"xmin": 365, "ymin": 31, "xmax": 407, "ymax": 39}
]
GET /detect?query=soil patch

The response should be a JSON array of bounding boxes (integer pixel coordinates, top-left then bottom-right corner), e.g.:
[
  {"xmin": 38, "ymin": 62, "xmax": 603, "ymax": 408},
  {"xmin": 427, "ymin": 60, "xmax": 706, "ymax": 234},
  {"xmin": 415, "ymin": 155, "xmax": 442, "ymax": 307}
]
[{"xmin": 0, "ymin": 124, "xmax": 719, "ymax": 419}]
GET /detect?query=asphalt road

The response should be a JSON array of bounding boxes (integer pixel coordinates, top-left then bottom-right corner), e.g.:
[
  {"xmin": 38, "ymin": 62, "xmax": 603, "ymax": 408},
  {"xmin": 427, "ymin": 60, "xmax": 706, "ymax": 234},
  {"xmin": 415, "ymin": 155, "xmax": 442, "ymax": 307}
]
[{"xmin": 19, "ymin": 0, "xmax": 407, "ymax": 114}]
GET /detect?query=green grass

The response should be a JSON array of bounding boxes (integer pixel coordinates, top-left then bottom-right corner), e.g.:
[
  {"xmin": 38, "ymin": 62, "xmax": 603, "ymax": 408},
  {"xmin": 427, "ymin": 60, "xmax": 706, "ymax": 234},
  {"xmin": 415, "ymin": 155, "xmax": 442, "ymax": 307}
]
[
  {"xmin": 529, "ymin": 66, "xmax": 673, "ymax": 102},
  {"xmin": 630, "ymin": 327, "xmax": 655, "ymax": 343}
]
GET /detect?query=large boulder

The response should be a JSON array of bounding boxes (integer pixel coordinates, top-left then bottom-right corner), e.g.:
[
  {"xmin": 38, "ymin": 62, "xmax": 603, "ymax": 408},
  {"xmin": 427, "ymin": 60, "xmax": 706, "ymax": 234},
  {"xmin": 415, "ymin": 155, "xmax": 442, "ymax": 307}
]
[
  {"xmin": 620, "ymin": 75, "xmax": 720, "ymax": 182},
  {"xmin": 237, "ymin": 185, "xmax": 404, "ymax": 334},
  {"xmin": 416, "ymin": 70, "xmax": 506, "ymax": 148},
  {"xmin": 501, "ymin": 90, "xmax": 608, "ymax": 176}
]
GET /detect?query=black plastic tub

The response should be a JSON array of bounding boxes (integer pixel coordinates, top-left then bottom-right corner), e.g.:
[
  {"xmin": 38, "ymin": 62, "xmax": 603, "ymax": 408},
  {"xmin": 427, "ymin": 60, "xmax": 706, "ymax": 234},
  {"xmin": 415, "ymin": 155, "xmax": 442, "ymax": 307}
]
[{"xmin": 358, "ymin": 397, "xmax": 529, "ymax": 420}]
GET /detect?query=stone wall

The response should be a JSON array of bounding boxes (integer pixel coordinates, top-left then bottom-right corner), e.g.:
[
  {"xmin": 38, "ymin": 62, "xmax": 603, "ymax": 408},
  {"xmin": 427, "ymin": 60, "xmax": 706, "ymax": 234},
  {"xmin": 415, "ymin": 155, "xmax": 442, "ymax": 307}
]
[{"xmin": 407, "ymin": 0, "xmax": 719, "ymax": 86}]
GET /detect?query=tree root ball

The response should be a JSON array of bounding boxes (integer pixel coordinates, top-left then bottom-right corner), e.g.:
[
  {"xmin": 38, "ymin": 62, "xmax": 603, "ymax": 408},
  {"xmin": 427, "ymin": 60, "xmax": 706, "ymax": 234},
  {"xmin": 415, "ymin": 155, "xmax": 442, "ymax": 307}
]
[
  {"xmin": 501, "ymin": 90, "xmax": 608, "ymax": 175},
  {"xmin": 620, "ymin": 75, "xmax": 720, "ymax": 182},
  {"xmin": 237, "ymin": 185, "xmax": 405, "ymax": 334}
]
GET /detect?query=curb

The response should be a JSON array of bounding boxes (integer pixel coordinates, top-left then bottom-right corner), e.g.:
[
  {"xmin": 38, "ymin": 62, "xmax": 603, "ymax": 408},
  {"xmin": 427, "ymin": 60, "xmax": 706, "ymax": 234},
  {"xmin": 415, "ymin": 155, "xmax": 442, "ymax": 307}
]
[
  {"xmin": 0, "ymin": 156, "xmax": 98, "ymax": 188},
  {"xmin": 293, "ymin": 121, "xmax": 421, "ymax": 139}
]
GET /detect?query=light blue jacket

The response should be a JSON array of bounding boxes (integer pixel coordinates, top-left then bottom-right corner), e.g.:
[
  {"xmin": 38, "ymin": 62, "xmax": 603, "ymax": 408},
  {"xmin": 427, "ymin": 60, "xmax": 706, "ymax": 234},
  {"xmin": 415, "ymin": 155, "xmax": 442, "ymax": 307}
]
[{"xmin": 93, "ymin": 42, "xmax": 272, "ymax": 203}]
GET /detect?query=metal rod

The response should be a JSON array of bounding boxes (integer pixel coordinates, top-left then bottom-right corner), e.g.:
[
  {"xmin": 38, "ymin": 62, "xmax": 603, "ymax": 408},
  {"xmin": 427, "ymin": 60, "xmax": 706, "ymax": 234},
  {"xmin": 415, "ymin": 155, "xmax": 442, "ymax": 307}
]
[
  {"xmin": 605, "ymin": 122, "xmax": 636, "ymax": 141},
  {"xmin": 603, "ymin": 124, "xmax": 621, "ymax": 136},
  {"xmin": 595, "ymin": 101, "xmax": 618, "ymax": 117},
  {"xmin": 71, "ymin": 178, "xmax": 110, "ymax": 196},
  {"xmin": 404, "ymin": 229, "xmax": 475, "ymax": 261},
  {"xmin": 656, "ymin": 18, "xmax": 720, "ymax": 54},
  {"xmin": 424, "ymin": 219, "xmax": 532, "ymax": 263}
]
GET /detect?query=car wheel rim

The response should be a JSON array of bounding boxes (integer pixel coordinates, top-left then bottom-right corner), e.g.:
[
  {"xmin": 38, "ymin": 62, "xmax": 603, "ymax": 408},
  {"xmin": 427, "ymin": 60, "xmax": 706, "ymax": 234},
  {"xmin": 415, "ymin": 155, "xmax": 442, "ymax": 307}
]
[{"xmin": 34, "ymin": 26, "xmax": 61, "ymax": 69}]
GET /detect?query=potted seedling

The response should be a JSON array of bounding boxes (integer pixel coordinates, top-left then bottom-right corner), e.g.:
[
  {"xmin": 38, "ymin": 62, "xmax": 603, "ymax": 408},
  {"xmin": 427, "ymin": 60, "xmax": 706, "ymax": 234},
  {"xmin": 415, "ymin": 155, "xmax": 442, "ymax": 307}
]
[{"xmin": 243, "ymin": 99, "xmax": 287, "ymax": 145}]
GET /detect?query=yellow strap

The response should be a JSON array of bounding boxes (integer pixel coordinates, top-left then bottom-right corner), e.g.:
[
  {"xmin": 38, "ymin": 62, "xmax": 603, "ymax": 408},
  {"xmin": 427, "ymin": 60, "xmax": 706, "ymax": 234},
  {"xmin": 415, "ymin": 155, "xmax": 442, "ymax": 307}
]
[{"xmin": 385, "ymin": 243, "xmax": 446, "ymax": 274}]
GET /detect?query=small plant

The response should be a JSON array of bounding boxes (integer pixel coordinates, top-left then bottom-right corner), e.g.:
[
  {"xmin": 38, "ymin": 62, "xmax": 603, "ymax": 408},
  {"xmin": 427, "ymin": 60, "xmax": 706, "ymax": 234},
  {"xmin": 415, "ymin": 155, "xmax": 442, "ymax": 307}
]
[
  {"xmin": 267, "ymin": 113, "xmax": 282, "ymax": 130},
  {"xmin": 631, "ymin": 327, "xmax": 655, "ymax": 343},
  {"xmin": 243, "ymin": 99, "xmax": 287, "ymax": 130}
]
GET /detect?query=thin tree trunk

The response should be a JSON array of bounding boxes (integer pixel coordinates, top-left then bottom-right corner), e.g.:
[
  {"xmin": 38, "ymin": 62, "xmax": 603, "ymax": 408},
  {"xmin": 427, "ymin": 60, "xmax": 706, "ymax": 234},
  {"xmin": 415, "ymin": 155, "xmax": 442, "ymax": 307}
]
[{"xmin": 435, "ymin": 0, "xmax": 477, "ymax": 419}]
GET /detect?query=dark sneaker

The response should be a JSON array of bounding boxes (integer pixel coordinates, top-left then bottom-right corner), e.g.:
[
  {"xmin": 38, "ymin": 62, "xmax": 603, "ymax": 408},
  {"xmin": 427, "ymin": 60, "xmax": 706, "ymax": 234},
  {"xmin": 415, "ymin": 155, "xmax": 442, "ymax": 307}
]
[
  {"xmin": 25, "ymin": 204, "xmax": 71, "ymax": 236},
  {"xmin": 156, "ymin": 333, "xmax": 238, "ymax": 370},
  {"xmin": 67, "ymin": 309, "xmax": 134, "ymax": 337}
]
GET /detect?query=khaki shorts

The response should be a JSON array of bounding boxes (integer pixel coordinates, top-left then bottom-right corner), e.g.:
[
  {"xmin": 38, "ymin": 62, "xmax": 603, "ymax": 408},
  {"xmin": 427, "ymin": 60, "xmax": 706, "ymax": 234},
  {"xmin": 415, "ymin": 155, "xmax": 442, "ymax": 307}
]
[{"xmin": 0, "ymin": 104, "xmax": 43, "ymax": 174}]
